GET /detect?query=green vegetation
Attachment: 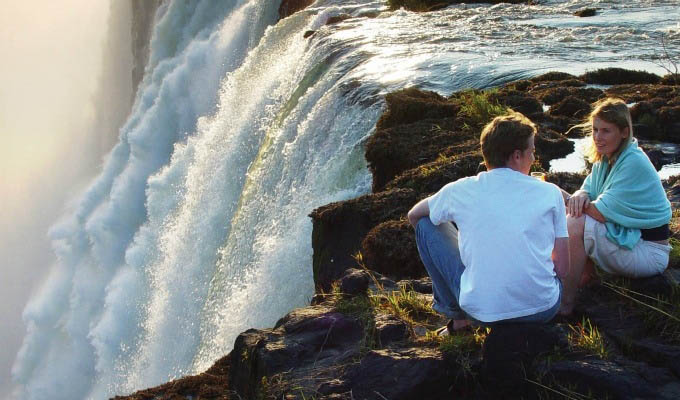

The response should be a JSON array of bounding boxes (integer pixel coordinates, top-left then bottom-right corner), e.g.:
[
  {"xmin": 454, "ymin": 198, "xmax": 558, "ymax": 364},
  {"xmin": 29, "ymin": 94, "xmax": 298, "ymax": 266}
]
[
  {"xmin": 669, "ymin": 237, "xmax": 680, "ymax": 266},
  {"xmin": 376, "ymin": 284, "xmax": 440, "ymax": 325},
  {"xmin": 455, "ymin": 89, "xmax": 509, "ymax": 128},
  {"xmin": 568, "ymin": 318, "xmax": 608, "ymax": 359}
]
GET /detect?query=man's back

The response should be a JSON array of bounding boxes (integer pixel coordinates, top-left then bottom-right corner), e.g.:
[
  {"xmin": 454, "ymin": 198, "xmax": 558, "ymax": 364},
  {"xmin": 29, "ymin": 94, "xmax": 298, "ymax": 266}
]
[{"xmin": 428, "ymin": 167, "xmax": 567, "ymax": 322}]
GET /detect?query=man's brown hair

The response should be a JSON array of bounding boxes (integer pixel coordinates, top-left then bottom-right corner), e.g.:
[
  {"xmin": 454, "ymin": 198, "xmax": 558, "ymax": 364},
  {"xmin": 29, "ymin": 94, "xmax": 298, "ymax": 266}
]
[{"xmin": 480, "ymin": 111, "xmax": 537, "ymax": 169}]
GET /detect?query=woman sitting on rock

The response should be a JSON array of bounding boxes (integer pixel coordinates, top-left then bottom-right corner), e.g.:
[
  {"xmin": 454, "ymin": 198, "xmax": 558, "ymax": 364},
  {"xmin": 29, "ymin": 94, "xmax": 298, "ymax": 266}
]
[{"xmin": 559, "ymin": 97, "xmax": 672, "ymax": 315}]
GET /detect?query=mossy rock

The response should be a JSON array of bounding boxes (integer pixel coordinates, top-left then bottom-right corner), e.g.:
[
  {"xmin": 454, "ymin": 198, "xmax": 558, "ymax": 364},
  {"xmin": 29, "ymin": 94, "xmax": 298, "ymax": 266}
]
[
  {"xmin": 376, "ymin": 87, "xmax": 457, "ymax": 130},
  {"xmin": 548, "ymin": 95, "xmax": 591, "ymax": 119},
  {"xmin": 366, "ymin": 118, "xmax": 475, "ymax": 192},
  {"xmin": 385, "ymin": 151, "xmax": 483, "ymax": 194},
  {"xmin": 581, "ymin": 68, "xmax": 661, "ymax": 85},
  {"xmin": 669, "ymin": 238, "xmax": 680, "ymax": 269},
  {"xmin": 530, "ymin": 72, "xmax": 578, "ymax": 82},
  {"xmin": 361, "ymin": 219, "xmax": 425, "ymax": 281},
  {"xmin": 310, "ymin": 189, "xmax": 419, "ymax": 291}
]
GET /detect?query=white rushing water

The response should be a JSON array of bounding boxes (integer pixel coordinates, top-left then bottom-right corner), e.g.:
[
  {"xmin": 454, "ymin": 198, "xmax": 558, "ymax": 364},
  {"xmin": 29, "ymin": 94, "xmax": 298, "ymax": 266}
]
[{"xmin": 11, "ymin": 0, "xmax": 680, "ymax": 398}]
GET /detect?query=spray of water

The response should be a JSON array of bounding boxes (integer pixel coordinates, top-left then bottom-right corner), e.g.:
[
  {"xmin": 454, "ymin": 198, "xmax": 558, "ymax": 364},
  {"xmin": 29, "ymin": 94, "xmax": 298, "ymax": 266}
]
[{"xmin": 11, "ymin": 0, "xmax": 379, "ymax": 398}]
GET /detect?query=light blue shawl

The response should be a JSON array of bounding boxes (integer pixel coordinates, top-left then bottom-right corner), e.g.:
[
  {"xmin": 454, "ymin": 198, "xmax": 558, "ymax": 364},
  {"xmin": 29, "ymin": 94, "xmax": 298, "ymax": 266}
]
[{"xmin": 582, "ymin": 139, "xmax": 671, "ymax": 249}]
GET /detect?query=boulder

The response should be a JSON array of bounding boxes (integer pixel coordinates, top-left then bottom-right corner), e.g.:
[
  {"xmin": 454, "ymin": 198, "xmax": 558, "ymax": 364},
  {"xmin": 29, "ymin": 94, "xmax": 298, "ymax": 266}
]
[
  {"xmin": 548, "ymin": 96, "xmax": 591, "ymax": 119},
  {"xmin": 230, "ymin": 306, "xmax": 364, "ymax": 399},
  {"xmin": 339, "ymin": 268, "xmax": 371, "ymax": 296},
  {"xmin": 310, "ymin": 189, "xmax": 418, "ymax": 291},
  {"xmin": 530, "ymin": 72, "xmax": 578, "ymax": 82},
  {"xmin": 384, "ymin": 152, "xmax": 483, "ymax": 195},
  {"xmin": 361, "ymin": 220, "xmax": 424, "ymax": 281},
  {"xmin": 574, "ymin": 8, "xmax": 597, "ymax": 17},
  {"xmin": 542, "ymin": 359, "xmax": 666, "ymax": 399},
  {"xmin": 318, "ymin": 348, "xmax": 457, "ymax": 399},
  {"xmin": 581, "ymin": 68, "xmax": 661, "ymax": 85},
  {"xmin": 376, "ymin": 88, "xmax": 457, "ymax": 130},
  {"xmin": 326, "ymin": 14, "xmax": 352, "ymax": 25}
]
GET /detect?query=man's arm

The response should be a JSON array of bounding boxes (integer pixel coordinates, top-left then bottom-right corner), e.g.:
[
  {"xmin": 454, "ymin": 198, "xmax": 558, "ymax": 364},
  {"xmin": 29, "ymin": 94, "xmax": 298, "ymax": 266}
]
[
  {"xmin": 552, "ymin": 237, "xmax": 569, "ymax": 280},
  {"xmin": 408, "ymin": 198, "xmax": 430, "ymax": 228},
  {"xmin": 584, "ymin": 203, "xmax": 606, "ymax": 223}
]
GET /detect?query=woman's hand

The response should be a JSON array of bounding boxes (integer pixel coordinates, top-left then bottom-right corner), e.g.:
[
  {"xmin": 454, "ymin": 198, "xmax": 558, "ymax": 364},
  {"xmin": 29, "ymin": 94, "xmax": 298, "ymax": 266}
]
[{"xmin": 567, "ymin": 190, "xmax": 590, "ymax": 217}]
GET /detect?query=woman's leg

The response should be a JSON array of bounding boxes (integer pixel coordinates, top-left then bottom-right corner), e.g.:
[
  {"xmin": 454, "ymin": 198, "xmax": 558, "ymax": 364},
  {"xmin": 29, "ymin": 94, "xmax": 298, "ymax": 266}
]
[
  {"xmin": 415, "ymin": 217, "xmax": 468, "ymax": 323},
  {"xmin": 560, "ymin": 214, "xmax": 588, "ymax": 315}
]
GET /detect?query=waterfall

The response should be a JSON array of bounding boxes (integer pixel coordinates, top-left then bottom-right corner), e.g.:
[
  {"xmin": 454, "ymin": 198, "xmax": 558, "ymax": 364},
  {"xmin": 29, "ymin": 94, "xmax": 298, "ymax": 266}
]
[{"xmin": 11, "ymin": 0, "xmax": 382, "ymax": 398}]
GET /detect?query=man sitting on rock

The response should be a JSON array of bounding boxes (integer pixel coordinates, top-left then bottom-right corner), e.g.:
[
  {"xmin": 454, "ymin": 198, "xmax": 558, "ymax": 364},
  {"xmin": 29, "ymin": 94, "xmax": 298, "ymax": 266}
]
[{"xmin": 407, "ymin": 111, "xmax": 569, "ymax": 334}]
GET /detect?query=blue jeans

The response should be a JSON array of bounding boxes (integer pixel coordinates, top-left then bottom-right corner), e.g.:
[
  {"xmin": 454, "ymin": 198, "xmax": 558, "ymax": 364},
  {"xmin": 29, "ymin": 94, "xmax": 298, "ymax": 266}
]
[{"xmin": 415, "ymin": 217, "xmax": 561, "ymax": 325}]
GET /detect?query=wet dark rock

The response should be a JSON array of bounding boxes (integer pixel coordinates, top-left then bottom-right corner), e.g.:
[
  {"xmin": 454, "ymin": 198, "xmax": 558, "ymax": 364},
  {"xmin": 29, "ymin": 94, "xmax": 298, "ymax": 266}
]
[
  {"xmin": 642, "ymin": 147, "xmax": 665, "ymax": 170},
  {"xmin": 548, "ymin": 95, "xmax": 591, "ymax": 119},
  {"xmin": 367, "ymin": 118, "xmax": 472, "ymax": 192},
  {"xmin": 303, "ymin": 30, "xmax": 316, "ymax": 38},
  {"xmin": 534, "ymin": 128, "xmax": 574, "ymax": 169},
  {"xmin": 534, "ymin": 113, "xmax": 579, "ymax": 136},
  {"xmin": 607, "ymin": 84, "xmax": 678, "ymax": 103},
  {"xmin": 374, "ymin": 314, "xmax": 410, "ymax": 346},
  {"xmin": 491, "ymin": 89, "xmax": 543, "ymax": 116},
  {"xmin": 543, "ymin": 359, "xmax": 661, "ymax": 400},
  {"xmin": 278, "ymin": 0, "xmax": 315, "ymax": 19},
  {"xmin": 397, "ymin": 277, "xmax": 433, "ymax": 294},
  {"xmin": 376, "ymin": 88, "xmax": 457, "ymax": 130},
  {"xmin": 574, "ymin": 8, "xmax": 597, "ymax": 17},
  {"xmin": 359, "ymin": 11, "xmax": 381, "ymax": 19},
  {"xmin": 481, "ymin": 324, "xmax": 565, "ymax": 396},
  {"xmin": 628, "ymin": 272, "xmax": 676, "ymax": 299},
  {"xmin": 231, "ymin": 306, "xmax": 364, "ymax": 399},
  {"xmin": 369, "ymin": 274, "xmax": 399, "ymax": 293},
  {"xmin": 385, "ymin": 152, "xmax": 483, "ymax": 195},
  {"xmin": 581, "ymin": 68, "xmax": 661, "ymax": 85},
  {"xmin": 339, "ymin": 268, "xmax": 371, "ymax": 295},
  {"xmin": 361, "ymin": 219, "xmax": 425, "ymax": 281},
  {"xmin": 310, "ymin": 189, "xmax": 418, "ymax": 291},
  {"xmin": 666, "ymin": 177, "xmax": 680, "ymax": 206},
  {"xmin": 623, "ymin": 338, "xmax": 680, "ymax": 377},
  {"xmin": 535, "ymin": 86, "xmax": 604, "ymax": 106},
  {"xmin": 546, "ymin": 171, "xmax": 587, "ymax": 194},
  {"xmin": 319, "ymin": 348, "xmax": 455, "ymax": 399},
  {"xmin": 326, "ymin": 14, "xmax": 352, "ymax": 25}
]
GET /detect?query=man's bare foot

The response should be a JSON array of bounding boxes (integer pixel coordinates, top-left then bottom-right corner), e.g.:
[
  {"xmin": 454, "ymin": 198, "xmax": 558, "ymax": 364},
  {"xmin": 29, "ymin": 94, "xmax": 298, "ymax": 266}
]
[{"xmin": 437, "ymin": 319, "xmax": 473, "ymax": 336}]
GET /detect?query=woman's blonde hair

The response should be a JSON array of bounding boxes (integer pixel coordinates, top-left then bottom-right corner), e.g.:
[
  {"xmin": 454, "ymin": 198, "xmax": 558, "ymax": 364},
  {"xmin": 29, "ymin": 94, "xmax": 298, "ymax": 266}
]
[{"xmin": 568, "ymin": 97, "xmax": 633, "ymax": 164}]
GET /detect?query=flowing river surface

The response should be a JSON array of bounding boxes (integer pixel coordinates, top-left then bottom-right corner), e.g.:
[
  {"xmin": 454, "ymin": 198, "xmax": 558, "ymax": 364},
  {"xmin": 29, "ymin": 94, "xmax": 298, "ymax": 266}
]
[{"xmin": 11, "ymin": 0, "xmax": 679, "ymax": 398}]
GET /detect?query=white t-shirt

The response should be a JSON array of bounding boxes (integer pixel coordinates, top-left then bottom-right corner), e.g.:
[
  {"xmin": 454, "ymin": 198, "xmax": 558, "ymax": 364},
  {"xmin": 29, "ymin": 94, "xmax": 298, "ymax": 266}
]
[{"xmin": 428, "ymin": 167, "xmax": 568, "ymax": 322}]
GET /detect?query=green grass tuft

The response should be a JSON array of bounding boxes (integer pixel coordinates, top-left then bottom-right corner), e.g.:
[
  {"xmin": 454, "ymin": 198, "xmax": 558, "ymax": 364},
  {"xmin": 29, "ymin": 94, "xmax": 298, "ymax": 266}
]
[
  {"xmin": 568, "ymin": 317, "xmax": 608, "ymax": 359},
  {"xmin": 455, "ymin": 89, "xmax": 509, "ymax": 128}
]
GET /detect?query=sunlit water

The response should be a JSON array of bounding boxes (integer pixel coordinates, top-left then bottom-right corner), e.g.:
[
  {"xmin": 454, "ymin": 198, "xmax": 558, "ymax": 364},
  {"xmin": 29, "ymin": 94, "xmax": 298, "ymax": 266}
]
[
  {"xmin": 550, "ymin": 138, "xmax": 680, "ymax": 181},
  {"xmin": 11, "ymin": 0, "xmax": 680, "ymax": 399}
]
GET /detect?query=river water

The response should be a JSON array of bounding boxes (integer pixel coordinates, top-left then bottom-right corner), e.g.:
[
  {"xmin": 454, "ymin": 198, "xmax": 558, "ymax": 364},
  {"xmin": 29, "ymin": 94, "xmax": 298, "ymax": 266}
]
[{"xmin": 11, "ymin": 1, "xmax": 679, "ymax": 399}]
